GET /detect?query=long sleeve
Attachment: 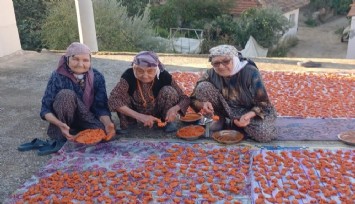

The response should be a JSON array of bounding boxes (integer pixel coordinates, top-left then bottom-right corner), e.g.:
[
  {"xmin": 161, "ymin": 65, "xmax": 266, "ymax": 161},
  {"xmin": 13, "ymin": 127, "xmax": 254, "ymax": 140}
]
[
  {"xmin": 171, "ymin": 79, "xmax": 190, "ymax": 115},
  {"xmin": 40, "ymin": 72, "xmax": 61, "ymax": 120},
  {"xmin": 108, "ymin": 78, "xmax": 131, "ymax": 112},
  {"xmin": 250, "ymin": 70, "xmax": 272, "ymax": 119},
  {"xmin": 190, "ymin": 72, "xmax": 209, "ymax": 112},
  {"xmin": 91, "ymin": 70, "xmax": 111, "ymax": 117}
]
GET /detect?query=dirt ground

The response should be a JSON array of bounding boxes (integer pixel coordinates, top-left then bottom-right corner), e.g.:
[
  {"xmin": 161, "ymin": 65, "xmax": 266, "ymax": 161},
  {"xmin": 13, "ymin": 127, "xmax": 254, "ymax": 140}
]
[{"xmin": 287, "ymin": 13, "xmax": 349, "ymax": 58}]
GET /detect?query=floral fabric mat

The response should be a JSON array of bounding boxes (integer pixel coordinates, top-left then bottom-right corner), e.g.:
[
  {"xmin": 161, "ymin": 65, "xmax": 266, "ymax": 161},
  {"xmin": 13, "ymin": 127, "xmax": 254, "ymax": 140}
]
[
  {"xmin": 251, "ymin": 149, "xmax": 355, "ymax": 204},
  {"xmin": 6, "ymin": 139, "xmax": 253, "ymax": 204}
]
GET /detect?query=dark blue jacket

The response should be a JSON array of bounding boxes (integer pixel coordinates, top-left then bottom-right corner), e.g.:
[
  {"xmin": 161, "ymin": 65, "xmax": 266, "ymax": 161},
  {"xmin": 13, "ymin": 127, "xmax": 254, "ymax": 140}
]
[{"xmin": 40, "ymin": 68, "xmax": 111, "ymax": 119}]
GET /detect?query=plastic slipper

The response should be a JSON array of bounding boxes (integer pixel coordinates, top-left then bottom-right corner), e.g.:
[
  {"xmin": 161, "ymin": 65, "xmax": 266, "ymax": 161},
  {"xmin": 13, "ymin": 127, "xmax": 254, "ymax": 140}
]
[
  {"xmin": 37, "ymin": 140, "xmax": 65, "ymax": 156},
  {"xmin": 17, "ymin": 138, "xmax": 48, "ymax": 152}
]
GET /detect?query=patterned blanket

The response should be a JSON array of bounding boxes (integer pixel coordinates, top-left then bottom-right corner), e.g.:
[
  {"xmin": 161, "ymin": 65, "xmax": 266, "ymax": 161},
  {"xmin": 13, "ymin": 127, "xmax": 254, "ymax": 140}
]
[{"xmin": 6, "ymin": 139, "xmax": 252, "ymax": 204}]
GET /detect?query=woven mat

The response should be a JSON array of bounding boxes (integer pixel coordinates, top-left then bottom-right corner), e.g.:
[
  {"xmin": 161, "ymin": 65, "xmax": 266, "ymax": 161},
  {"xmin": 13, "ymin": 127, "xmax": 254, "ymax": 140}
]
[{"xmin": 6, "ymin": 139, "xmax": 252, "ymax": 203}]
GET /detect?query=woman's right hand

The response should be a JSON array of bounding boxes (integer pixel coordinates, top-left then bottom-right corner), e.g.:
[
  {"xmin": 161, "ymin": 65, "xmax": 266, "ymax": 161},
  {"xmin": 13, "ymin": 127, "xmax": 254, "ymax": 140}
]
[
  {"xmin": 138, "ymin": 114, "xmax": 159, "ymax": 128},
  {"xmin": 58, "ymin": 123, "xmax": 75, "ymax": 141},
  {"xmin": 201, "ymin": 101, "xmax": 214, "ymax": 114}
]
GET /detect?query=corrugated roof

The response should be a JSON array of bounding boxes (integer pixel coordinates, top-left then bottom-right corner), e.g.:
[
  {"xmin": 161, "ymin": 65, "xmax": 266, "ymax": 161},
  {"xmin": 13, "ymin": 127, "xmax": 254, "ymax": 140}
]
[
  {"xmin": 230, "ymin": 0, "xmax": 310, "ymax": 15},
  {"xmin": 348, "ymin": 3, "xmax": 355, "ymax": 17}
]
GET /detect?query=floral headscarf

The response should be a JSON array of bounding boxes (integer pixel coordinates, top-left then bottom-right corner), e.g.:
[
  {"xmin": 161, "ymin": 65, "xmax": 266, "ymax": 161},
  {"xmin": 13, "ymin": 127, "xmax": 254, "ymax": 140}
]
[
  {"xmin": 209, "ymin": 44, "xmax": 248, "ymax": 76},
  {"xmin": 132, "ymin": 51, "xmax": 165, "ymax": 79}
]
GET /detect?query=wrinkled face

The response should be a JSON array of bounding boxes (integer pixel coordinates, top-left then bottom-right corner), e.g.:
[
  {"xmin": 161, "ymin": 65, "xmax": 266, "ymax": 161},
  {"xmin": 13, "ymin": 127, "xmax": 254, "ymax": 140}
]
[
  {"xmin": 211, "ymin": 56, "xmax": 233, "ymax": 77},
  {"xmin": 68, "ymin": 54, "xmax": 91, "ymax": 74},
  {"xmin": 133, "ymin": 65, "xmax": 157, "ymax": 83}
]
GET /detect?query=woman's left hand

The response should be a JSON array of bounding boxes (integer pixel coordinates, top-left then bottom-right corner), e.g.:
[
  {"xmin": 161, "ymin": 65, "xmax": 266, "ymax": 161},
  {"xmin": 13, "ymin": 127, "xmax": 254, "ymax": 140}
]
[
  {"xmin": 233, "ymin": 111, "xmax": 256, "ymax": 127},
  {"xmin": 165, "ymin": 106, "xmax": 179, "ymax": 123},
  {"xmin": 104, "ymin": 122, "xmax": 116, "ymax": 141}
]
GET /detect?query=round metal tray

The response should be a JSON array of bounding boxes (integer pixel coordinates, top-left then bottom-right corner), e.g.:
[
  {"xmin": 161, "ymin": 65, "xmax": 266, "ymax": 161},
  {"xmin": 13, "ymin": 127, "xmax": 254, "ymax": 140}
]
[
  {"xmin": 338, "ymin": 130, "xmax": 355, "ymax": 146},
  {"xmin": 212, "ymin": 130, "xmax": 244, "ymax": 144},
  {"xmin": 179, "ymin": 113, "xmax": 203, "ymax": 123},
  {"xmin": 176, "ymin": 125, "xmax": 205, "ymax": 140}
]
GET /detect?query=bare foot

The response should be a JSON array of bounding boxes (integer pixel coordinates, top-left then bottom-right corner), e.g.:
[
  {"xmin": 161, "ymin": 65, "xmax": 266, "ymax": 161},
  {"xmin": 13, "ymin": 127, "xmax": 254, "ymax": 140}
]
[{"xmin": 104, "ymin": 123, "xmax": 116, "ymax": 141}]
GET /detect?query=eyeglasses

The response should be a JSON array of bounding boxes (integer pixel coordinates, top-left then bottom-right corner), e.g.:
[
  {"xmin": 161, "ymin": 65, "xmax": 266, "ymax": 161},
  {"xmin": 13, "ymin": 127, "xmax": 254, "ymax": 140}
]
[
  {"xmin": 211, "ymin": 59, "xmax": 231, "ymax": 67},
  {"xmin": 134, "ymin": 67, "xmax": 157, "ymax": 75}
]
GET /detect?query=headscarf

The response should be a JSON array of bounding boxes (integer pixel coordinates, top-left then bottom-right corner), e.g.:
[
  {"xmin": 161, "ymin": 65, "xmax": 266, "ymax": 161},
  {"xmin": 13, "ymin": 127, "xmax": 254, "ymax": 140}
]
[
  {"xmin": 208, "ymin": 44, "xmax": 248, "ymax": 76},
  {"xmin": 56, "ymin": 42, "xmax": 94, "ymax": 108},
  {"xmin": 132, "ymin": 51, "xmax": 165, "ymax": 79}
]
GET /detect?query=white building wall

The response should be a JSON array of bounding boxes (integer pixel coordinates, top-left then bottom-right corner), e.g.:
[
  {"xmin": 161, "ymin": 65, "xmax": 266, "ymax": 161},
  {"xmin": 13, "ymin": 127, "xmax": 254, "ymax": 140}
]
[
  {"xmin": 346, "ymin": 16, "xmax": 355, "ymax": 59},
  {"xmin": 0, "ymin": 0, "xmax": 21, "ymax": 57},
  {"xmin": 283, "ymin": 9, "xmax": 299, "ymax": 37}
]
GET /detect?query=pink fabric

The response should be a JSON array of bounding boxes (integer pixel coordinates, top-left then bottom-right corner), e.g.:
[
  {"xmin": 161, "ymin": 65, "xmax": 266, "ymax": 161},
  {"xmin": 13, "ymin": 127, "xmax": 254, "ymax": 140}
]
[
  {"xmin": 65, "ymin": 42, "xmax": 91, "ymax": 56},
  {"xmin": 56, "ymin": 56, "xmax": 94, "ymax": 108}
]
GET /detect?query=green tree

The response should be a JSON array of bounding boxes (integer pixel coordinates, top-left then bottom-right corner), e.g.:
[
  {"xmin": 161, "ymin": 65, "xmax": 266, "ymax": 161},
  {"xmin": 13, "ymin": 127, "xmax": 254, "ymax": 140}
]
[
  {"xmin": 13, "ymin": 0, "xmax": 48, "ymax": 51},
  {"xmin": 41, "ymin": 0, "xmax": 160, "ymax": 51},
  {"xmin": 119, "ymin": 0, "xmax": 149, "ymax": 17},
  {"xmin": 41, "ymin": 0, "xmax": 79, "ymax": 50},
  {"xmin": 151, "ymin": 0, "xmax": 234, "ymax": 29},
  {"xmin": 235, "ymin": 7, "xmax": 290, "ymax": 48}
]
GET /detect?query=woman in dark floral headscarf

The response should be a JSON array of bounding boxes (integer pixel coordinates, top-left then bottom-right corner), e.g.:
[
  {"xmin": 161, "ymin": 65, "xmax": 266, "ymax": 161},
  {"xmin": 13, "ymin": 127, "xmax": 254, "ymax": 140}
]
[
  {"xmin": 38, "ymin": 42, "xmax": 115, "ymax": 154},
  {"xmin": 190, "ymin": 45, "xmax": 277, "ymax": 142},
  {"xmin": 108, "ymin": 51, "xmax": 190, "ymax": 133}
]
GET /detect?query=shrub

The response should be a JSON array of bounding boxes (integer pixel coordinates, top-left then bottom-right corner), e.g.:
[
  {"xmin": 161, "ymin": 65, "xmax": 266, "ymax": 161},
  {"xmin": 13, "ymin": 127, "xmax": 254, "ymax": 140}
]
[
  {"xmin": 13, "ymin": 0, "xmax": 48, "ymax": 51},
  {"xmin": 41, "ymin": 0, "xmax": 161, "ymax": 52},
  {"xmin": 268, "ymin": 36, "xmax": 299, "ymax": 57},
  {"xmin": 235, "ymin": 7, "xmax": 290, "ymax": 49},
  {"xmin": 41, "ymin": 0, "xmax": 78, "ymax": 50}
]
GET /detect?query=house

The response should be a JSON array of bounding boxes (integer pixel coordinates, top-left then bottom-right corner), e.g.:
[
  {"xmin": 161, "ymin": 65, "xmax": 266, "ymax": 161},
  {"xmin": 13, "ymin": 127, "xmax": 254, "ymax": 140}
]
[{"xmin": 230, "ymin": 0, "xmax": 310, "ymax": 36}]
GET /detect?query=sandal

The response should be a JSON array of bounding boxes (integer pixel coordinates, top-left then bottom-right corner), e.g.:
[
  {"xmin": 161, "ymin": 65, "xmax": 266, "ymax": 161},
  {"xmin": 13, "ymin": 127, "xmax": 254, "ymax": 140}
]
[
  {"xmin": 17, "ymin": 138, "xmax": 49, "ymax": 152},
  {"xmin": 37, "ymin": 140, "xmax": 65, "ymax": 156}
]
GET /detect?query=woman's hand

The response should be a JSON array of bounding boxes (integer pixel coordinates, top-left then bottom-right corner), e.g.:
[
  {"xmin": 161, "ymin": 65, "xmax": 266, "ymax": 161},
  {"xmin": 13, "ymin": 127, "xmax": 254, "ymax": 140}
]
[
  {"xmin": 138, "ymin": 114, "xmax": 160, "ymax": 128},
  {"xmin": 233, "ymin": 111, "xmax": 256, "ymax": 127},
  {"xmin": 103, "ymin": 122, "xmax": 116, "ymax": 141},
  {"xmin": 165, "ymin": 105, "xmax": 179, "ymax": 123},
  {"xmin": 201, "ymin": 102, "xmax": 214, "ymax": 114},
  {"xmin": 58, "ymin": 123, "xmax": 75, "ymax": 141}
]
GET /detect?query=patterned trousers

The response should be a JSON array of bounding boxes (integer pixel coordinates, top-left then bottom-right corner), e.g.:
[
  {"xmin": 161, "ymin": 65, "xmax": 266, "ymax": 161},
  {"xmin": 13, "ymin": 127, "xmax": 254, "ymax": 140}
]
[
  {"xmin": 118, "ymin": 86, "xmax": 179, "ymax": 130},
  {"xmin": 47, "ymin": 89, "xmax": 104, "ymax": 141},
  {"xmin": 193, "ymin": 82, "xmax": 278, "ymax": 142}
]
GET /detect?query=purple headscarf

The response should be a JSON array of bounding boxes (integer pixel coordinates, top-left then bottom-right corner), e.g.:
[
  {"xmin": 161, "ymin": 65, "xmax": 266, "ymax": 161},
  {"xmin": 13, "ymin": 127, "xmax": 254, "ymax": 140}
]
[
  {"xmin": 56, "ymin": 42, "xmax": 94, "ymax": 108},
  {"xmin": 132, "ymin": 51, "xmax": 165, "ymax": 79}
]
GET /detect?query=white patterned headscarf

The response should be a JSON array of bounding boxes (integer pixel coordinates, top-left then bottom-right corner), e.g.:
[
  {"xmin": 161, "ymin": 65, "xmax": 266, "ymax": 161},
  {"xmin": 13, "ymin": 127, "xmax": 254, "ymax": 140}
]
[{"xmin": 209, "ymin": 45, "xmax": 248, "ymax": 76}]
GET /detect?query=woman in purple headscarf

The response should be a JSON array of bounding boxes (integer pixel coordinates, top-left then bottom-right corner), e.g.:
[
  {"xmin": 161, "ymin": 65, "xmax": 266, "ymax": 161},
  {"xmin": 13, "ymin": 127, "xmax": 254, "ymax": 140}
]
[
  {"xmin": 108, "ymin": 51, "xmax": 190, "ymax": 133},
  {"xmin": 38, "ymin": 42, "xmax": 115, "ymax": 155},
  {"xmin": 190, "ymin": 45, "xmax": 277, "ymax": 142}
]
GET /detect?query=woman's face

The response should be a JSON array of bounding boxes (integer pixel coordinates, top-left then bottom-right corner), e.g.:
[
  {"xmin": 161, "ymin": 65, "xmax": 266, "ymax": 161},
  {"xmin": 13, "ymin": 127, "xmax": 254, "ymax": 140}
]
[
  {"xmin": 211, "ymin": 56, "xmax": 233, "ymax": 77},
  {"xmin": 133, "ymin": 65, "xmax": 157, "ymax": 83},
  {"xmin": 68, "ymin": 54, "xmax": 91, "ymax": 74}
]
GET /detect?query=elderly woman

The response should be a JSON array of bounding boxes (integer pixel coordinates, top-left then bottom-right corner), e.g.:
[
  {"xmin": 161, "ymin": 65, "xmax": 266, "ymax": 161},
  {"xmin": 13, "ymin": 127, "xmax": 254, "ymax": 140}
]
[
  {"xmin": 37, "ymin": 42, "xmax": 115, "ymax": 155},
  {"xmin": 108, "ymin": 51, "xmax": 190, "ymax": 133},
  {"xmin": 190, "ymin": 45, "xmax": 277, "ymax": 142}
]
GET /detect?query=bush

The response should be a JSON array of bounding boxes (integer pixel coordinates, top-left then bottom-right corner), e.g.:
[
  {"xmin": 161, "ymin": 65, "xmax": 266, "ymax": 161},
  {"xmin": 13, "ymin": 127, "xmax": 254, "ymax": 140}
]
[
  {"xmin": 41, "ymin": 0, "xmax": 78, "ymax": 50},
  {"xmin": 268, "ymin": 36, "xmax": 299, "ymax": 57},
  {"xmin": 41, "ymin": 0, "xmax": 161, "ymax": 52},
  {"xmin": 13, "ymin": 0, "xmax": 48, "ymax": 51},
  {"xmin": 235, "ymin": 7, "xmax": 290, "ymax": 49},
  {"xmin": 305, "ymin": 18, "xmax": 318, "ymax": 27}
]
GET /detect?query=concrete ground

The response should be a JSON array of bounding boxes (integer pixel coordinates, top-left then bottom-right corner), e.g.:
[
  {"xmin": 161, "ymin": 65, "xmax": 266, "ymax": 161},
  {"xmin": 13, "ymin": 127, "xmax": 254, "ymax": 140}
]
[{"xmin": 0, "ymin": 51, "xmax": 354, "ymax": 202}]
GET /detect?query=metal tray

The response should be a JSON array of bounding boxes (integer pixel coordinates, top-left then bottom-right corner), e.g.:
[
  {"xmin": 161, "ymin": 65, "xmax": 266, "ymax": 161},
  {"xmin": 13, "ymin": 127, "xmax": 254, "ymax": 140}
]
[{"xmin": 338, "ymin": 130, "xmax": 355, "ymax": 146}]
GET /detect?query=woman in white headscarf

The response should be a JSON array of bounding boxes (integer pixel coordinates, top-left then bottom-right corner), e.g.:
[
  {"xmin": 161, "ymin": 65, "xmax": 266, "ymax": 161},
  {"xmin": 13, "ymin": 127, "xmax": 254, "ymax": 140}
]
[
  {"xmin": 190, "ymin": 45, "xmax": 277, "ymax": 142},
  {"xmin": 108, "ymin": 51, "xmax": 190, "ymax": 133}
]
